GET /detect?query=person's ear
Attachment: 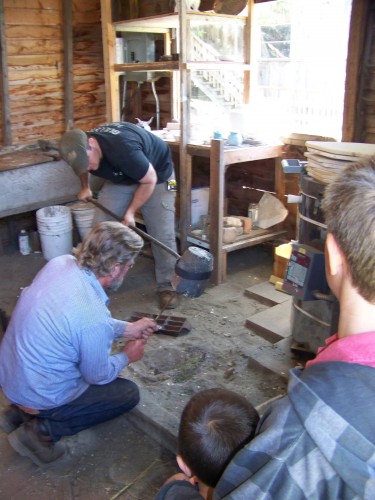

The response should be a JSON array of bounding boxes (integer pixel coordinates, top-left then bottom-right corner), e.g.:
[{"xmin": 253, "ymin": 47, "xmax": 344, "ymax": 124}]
[
  {"xmin": 112, "ymin": 262, "xmax": 121, "ymax": 278},
  {"xmin": 176, "ymin": 455, "xmax": 192, "ymax": 477},
  {"xmin": 325, "ymin": 233, "xmax": 344, "ymax": 277}
]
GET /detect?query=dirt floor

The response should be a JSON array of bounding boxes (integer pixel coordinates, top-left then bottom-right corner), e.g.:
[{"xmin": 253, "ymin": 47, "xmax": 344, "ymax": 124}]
[{"xmin": 0, "ymin": 241, "xmax": 295, "ymax": 499}]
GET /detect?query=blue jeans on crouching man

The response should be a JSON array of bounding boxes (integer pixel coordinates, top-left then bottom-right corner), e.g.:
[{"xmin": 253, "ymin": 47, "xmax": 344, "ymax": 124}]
[{"xmin": 35, "ymin": 378, "xmax": 139, "ymax": 442}]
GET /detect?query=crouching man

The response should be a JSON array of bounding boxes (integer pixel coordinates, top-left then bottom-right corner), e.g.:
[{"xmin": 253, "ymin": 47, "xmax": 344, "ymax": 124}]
[{"xmin": 0, "ymin": 221, "xmax": 157, "ymax": 467}]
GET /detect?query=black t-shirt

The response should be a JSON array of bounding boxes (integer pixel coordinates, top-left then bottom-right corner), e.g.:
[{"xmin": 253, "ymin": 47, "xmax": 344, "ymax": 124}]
[{"xmin": 88, "ymin": 122, "xmax": 173, "ymax": 184}]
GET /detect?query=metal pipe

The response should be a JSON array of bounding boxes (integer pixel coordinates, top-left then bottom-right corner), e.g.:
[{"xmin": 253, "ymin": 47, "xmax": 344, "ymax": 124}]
[{"xmin": 90, "ymin": 199, "xmax": 181, "ymax": 259}]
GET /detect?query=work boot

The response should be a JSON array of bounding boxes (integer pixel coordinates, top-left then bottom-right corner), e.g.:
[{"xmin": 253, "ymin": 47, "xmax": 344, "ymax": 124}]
[
  {"xmin": 0, "ymin": 405, "xmax": 33, "ymax": 434},
  {"xmin": 8, "ymin": 420, "xmax": 66, "ymax": 467},
  {"xmin": 159, "ymin": 290, "xmax": 178, "ymax": 310}
]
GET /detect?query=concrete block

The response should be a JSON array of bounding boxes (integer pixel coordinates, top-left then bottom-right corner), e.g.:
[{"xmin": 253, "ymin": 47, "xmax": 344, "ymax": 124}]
[
  {"xmin": 245, "ymin": 281, "xmax": 291, "ymax": 307},
  {"xmin": 247, "ymin": 337, "xmax": 297, "ymax": 382},
  {"xmin": 245, "ymin": 300, "xmax": 292, "ymax": 343}
]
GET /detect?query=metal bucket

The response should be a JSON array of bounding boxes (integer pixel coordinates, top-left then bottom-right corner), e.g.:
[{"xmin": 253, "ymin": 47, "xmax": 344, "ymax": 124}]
[{"xmin": 173, "ymin": 247, "xmax": 214, "ymax": 297}]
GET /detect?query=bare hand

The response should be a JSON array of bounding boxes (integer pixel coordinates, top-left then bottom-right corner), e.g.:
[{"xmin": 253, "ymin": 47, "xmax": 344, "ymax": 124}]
[
  {"xmin": 123, "ymin": 339, "xmax": 146, "ymax": 363},
  {"xmin": 124, "ymin": 318, "xmax": 157, "ymax": 340},
  {"xmin": 121, "ymin": 211, "xmax": 136, "ymax": 227},
  {"xmin": 77, "ymin": 187, "xmax": 93, "ymax": 202}
]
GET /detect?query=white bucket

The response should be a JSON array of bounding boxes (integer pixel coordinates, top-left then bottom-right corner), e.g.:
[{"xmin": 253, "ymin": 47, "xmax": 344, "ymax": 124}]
[
  {"xmin": 69, "ymin": 202, "xmax": 96, "ymax": 240},
  {"xmin": 36, "ymin": 205, "xmax": 73, "ymax": 261}
]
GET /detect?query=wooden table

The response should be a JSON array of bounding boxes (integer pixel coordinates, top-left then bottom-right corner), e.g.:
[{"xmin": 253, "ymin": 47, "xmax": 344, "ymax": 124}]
[{"xmin": 178, "ymin": 139, "xmax": 286, "ymax": 284}]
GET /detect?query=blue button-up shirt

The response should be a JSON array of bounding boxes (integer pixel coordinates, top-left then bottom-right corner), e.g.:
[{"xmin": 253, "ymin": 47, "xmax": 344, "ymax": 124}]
[{"xmin": 0, "ymin": 255, "xmax": 128, "ymax": 410}]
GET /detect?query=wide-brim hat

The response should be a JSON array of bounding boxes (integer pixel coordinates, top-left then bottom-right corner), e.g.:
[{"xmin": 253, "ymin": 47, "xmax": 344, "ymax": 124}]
[{"xmin": 59, "ymin": 129, "xmax": 89, "ymax": 176}]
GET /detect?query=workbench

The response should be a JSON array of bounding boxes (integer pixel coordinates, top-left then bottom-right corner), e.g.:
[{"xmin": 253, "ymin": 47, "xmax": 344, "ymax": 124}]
[
  {"xmin": 0, "ymin": 149, "xmax": 80, "ymax": 218},
  {"xmin": 177, "ymin": 139, "xmax": 286, "ymax": 285}
]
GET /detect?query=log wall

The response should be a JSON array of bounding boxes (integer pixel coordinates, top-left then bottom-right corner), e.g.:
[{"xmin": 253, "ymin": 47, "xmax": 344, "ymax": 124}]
[
  {"xmin": 0, "ymin": 0, "xmax": 374, "ymax": 147},
  {"xmin": 0, "ymin": 0, "xmax": 105, "ymax": 146}
]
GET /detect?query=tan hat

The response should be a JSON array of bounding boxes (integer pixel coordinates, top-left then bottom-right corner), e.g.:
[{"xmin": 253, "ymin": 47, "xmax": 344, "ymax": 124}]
[{"xmin": 59, "ymin": 129, "xmax": 89, "ymax": 176}]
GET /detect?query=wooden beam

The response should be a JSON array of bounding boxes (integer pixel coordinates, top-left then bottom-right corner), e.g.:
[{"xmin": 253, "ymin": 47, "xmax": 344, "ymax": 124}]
[
  {"xmin": 100, "ymin": 0, "xmax": 119, "ymax": 121},
  {"xmin": 0, "ymin": 0, "xmax": 12, "ymax": 145},
  {"xmin": 243, "ymin": 0, "xmax": 254, "ymax": 104},
  {"xmin": 63, "ymin": 0, "xmax": 73, "ymax": 130},
  {"xmin": 179, "ymin": 1, "xmax": 191, "ymax": 252},
  {"xmin": 209, "ymin": 139, "xmax": 226, "ymax": 284},
  {"xmin": 342, "ymin": 0, "xmax": 369, "ymax": 142}
]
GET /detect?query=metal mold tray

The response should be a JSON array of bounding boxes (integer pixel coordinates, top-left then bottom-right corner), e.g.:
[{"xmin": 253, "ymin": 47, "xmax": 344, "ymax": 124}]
[{"xmin": 128, "ymin": 312, "xmax": 192, "ymax": 337}]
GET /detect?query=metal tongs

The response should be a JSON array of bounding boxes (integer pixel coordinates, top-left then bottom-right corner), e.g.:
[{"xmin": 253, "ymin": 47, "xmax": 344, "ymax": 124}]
[{"xmin": 154, "ymin": 295, "xmax": 174, "ymax": 331}]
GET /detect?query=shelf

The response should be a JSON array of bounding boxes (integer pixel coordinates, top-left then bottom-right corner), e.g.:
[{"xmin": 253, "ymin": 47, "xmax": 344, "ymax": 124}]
[
  {"xmin": 114, "ymin": 62, "xmax": 179, "ymax": 72},
  {"xmin": 114, "ymin": 61, "xmax": 251, "ymax": 73},
  {"xmin": 187, "ymin": 228, "xmax": 286, "ymax": 253},
  {"xmin": 113, "ymin": 12, "xmax": 247, "ymax": 31},
  {"xmin": 186, "ymin": 61, "xmax": 251, "ymax": 71},
  {"xmin": 100, "ymin": 1, "xmax": 281, "ymax": 286}
]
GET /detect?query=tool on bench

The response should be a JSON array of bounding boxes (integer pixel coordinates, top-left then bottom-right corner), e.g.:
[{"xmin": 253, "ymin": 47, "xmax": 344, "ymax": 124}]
[{"xmin": 90, "ymin": 199, "xmax": 214, "ymax": 297}]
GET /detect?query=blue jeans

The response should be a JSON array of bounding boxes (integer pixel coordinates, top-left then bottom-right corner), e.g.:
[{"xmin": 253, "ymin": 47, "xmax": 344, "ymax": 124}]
[{"xmin": 36, "ymin": 378, "xmax": 139, "ymax": 442}]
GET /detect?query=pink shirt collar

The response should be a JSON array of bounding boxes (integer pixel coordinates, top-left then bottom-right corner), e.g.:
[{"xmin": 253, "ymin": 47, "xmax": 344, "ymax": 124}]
[{"xmin": 306, "ymin": 331, "xmax": 375, "ymax": 368}]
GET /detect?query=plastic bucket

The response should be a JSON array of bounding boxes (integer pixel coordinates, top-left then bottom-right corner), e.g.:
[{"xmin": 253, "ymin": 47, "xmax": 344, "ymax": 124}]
[
  {"xmin": 69, "ymin": 202, "xmax": 96, "ymax": 240},
  {"xmin": 36, "ymin": 205, "xmax": 73, "ymax": 261}
]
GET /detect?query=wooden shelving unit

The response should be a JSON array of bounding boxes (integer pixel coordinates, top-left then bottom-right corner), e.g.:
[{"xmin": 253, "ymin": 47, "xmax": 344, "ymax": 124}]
[
  {"xmin": 182, "ymin": 140, "xmax": 285, "ymax": 284},
  {"xmin": 100, "ymin": 1, "xmax": 286, "ymax": 284}
]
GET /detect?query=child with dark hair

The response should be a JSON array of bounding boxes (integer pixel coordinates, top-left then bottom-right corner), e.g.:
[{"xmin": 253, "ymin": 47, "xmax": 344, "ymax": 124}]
[{"xmin": 156, "ymin": 388, "xmax": 259, "ymax": 500}]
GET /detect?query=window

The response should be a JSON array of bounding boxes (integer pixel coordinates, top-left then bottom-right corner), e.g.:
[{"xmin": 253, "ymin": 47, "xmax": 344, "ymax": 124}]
[
  {"xmin": 261, "ymin": 25, "xmax": 291, "ymax": 59},
  {"xmin": 250, "ymin": 0, "xmax": 353, "ymax": 141}
]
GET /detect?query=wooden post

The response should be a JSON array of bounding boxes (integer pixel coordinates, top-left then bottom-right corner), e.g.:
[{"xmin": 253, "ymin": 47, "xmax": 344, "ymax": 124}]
[
  {"xmin": 243, "ymin": 0, "xmax": 254, "ymax": 104},
  {"xmin": 63, "ymin": 0, "xmax": 73, "ymax": 131},
  {"xmin": 0, "ymin": 0, "xmax": 11, "ymax": 145},
  {"xmin": 100, "ymin": 0, "xmax": 120, "ymax": 121},
  {"xmin": 209, "ymin": 139, "xmax": 226, "ymax": 284},
  {"xmin": 342, "ymin": 0, "xmax": 369, "ymax": 142},
  {"xmin": 179, "ymin": 2, "xmax": 192, "ymax": 252}
]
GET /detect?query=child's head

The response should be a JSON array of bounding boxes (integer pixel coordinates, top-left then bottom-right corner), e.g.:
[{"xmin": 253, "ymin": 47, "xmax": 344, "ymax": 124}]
[
  {"xmin": 322, "ymin": 158, "xmax": 375, "ymax": 302},
  {"xmin": 177, "ymin": 388, "xmax": 259, "ymax": 488}
]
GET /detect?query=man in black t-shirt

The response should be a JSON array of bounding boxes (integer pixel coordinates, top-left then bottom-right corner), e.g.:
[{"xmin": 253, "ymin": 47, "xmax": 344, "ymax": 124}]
[{"xmin": 60, "ymin": 122, "xmax": 178, "ymax": 309}]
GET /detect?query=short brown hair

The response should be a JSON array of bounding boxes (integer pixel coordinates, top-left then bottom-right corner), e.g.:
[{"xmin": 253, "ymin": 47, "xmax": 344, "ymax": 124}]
[
  {"xmin": 178, "ymin": 388, "xmax": 259, "ymax": 488},
  {"xmin": 322, "ymin": 158, "xmax": 375, "ymax": 302},
  {"xmin": 73, "ymin": 221, "xmax": 143, "ymax": 277}
]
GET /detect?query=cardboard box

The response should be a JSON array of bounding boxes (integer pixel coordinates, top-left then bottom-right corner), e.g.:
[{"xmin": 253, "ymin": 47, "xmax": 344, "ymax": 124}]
[{"xmin": 191, "ymin": 187, "xmax": 209, "ymax": 228}]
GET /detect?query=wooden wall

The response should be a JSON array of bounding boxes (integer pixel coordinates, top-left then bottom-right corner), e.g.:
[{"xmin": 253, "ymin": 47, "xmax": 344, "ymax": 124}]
[
  {"xmin": 354, "ymin": 1, "xmax": 375, "ymax": 143},
  {"xmin": 0, "ymin": 0, "xmax": 374, "ymax": 147},
  {"xmin": 0, "ymin": 0, "xmax": 105, "ymax": 147}
]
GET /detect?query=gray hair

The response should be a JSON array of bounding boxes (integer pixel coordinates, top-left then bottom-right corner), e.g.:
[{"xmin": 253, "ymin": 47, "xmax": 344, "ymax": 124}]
[{"xmin": 73, "ymin": 221, "xmax": 144, "ymax": 277}]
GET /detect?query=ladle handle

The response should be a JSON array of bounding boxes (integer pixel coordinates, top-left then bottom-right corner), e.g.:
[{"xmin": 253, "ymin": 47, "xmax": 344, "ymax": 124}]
[{"xmin": 90, "ymin": 199, "xmax": 181, "ymax": 260}]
